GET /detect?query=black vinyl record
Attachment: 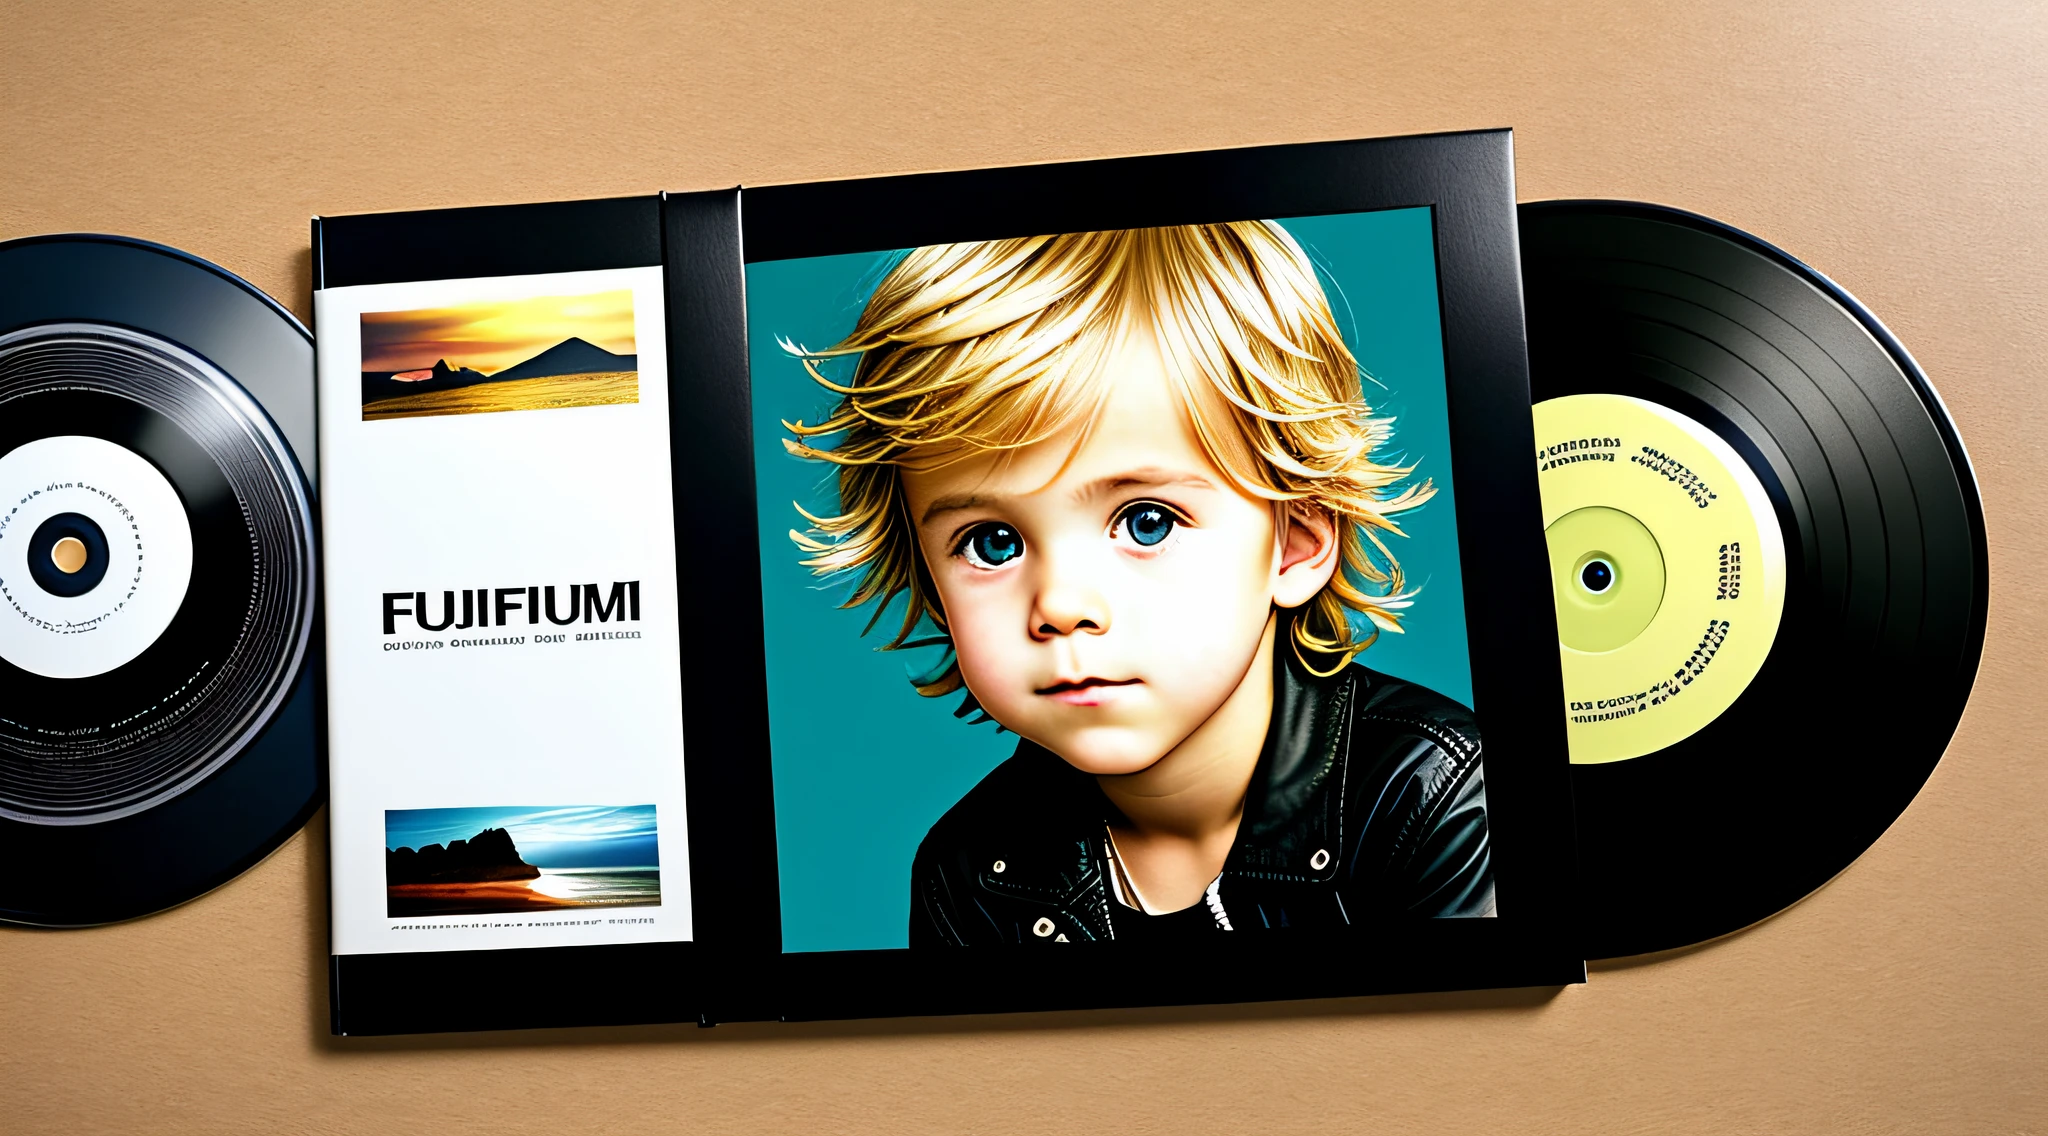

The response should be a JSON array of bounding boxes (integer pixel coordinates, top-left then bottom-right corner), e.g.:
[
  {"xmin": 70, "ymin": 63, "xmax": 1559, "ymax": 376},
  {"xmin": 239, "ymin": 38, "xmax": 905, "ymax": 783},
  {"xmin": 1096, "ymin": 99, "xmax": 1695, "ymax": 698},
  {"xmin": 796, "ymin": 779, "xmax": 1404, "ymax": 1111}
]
[
  {"xmin": 0, "ymin": 234, "xmax": 321, "ymax": 927},
  {"xmin": 1519, "ymin": 201, "xmax": 1987, "ymax": 958}
]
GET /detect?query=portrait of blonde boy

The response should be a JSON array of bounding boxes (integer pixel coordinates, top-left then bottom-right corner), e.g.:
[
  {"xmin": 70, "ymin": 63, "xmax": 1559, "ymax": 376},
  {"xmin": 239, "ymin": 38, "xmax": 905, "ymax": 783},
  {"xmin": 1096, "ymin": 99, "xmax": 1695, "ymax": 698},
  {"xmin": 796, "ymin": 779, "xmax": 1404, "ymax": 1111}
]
[{"xmin": 781, "ymin": 220, "xmax": 1492, "ymax": 945}]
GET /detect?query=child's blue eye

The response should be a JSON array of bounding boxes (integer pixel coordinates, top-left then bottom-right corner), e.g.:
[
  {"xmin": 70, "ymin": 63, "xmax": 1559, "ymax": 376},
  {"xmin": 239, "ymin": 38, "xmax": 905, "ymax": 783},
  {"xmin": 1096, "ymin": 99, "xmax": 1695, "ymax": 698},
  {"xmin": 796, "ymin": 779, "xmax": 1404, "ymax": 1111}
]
[
  {"xmin": 959, "ymin": 523, "xmax": 1024, "ymax": 569},
  {"xmin": 1116, "ymin": 502, "xmax": 1179, "ymax": 547}
]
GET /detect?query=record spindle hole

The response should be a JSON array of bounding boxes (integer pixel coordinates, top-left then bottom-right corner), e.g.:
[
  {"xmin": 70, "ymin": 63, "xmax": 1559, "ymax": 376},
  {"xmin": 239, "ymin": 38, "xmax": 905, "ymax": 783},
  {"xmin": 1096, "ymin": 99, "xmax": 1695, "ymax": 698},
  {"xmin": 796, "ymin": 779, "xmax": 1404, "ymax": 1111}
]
[
  {"xmin": 1547, "ymin": 505, "xmax": 1665, "ymax": 653},
  {"xmin": 52, "ymin": 537, "xmax": 87, "ymax": 574},
  {"xmin": 27, "ymin": 511, "xmax": 111, "ymax": 598}
]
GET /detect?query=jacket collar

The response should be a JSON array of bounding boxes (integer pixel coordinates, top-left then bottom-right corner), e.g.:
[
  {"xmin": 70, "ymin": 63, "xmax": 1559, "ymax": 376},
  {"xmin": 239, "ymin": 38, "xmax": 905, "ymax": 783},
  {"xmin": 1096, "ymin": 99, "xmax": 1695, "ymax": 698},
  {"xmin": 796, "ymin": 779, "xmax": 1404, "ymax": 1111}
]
[{"xmin": 1239, "ymin": 640, "xmax": 1352, "ymax": 843}]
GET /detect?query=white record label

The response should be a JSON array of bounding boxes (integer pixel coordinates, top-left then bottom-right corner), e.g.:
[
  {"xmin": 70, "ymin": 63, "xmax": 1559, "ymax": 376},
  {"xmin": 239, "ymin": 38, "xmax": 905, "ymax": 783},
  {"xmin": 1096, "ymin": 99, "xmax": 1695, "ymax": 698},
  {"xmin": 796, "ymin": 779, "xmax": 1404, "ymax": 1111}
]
[{"xmin": 0, "ymin": 435, "xmax": 194, "ymax": 679}]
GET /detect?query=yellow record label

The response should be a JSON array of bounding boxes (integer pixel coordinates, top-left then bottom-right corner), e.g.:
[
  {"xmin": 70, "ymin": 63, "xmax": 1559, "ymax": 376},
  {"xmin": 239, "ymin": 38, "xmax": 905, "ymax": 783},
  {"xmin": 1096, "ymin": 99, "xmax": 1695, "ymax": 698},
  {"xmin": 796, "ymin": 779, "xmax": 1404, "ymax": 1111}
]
[{"xmin": 1533, "ymin": 394, "xmax": 1786, "ymax": 764}]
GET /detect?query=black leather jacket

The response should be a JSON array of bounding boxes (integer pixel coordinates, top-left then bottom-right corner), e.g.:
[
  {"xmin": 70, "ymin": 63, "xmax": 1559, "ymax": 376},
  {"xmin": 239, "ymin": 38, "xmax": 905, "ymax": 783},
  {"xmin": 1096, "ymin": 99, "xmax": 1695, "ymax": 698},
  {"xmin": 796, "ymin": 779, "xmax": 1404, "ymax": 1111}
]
[{"xmin": 910, "ymin": 647, "xmax": 1493, "ymax": 944}]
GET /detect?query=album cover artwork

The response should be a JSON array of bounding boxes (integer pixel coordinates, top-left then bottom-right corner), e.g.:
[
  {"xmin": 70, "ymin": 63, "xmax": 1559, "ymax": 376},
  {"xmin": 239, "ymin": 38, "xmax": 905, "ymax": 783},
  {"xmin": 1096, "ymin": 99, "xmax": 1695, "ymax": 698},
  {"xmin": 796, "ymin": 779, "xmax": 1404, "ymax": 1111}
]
[{"xmin": 749, "ymin": 208, "xmax": 1486, "ymax": 952}]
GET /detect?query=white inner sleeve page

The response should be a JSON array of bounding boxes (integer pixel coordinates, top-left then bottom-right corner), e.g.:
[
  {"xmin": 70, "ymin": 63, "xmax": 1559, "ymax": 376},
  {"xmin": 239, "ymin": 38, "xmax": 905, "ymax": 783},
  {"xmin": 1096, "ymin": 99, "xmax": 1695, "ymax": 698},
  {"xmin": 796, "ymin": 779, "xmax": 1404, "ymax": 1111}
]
[{"xmin": 316, "ymin": 266, "xmax": 691, "ymax": 955}]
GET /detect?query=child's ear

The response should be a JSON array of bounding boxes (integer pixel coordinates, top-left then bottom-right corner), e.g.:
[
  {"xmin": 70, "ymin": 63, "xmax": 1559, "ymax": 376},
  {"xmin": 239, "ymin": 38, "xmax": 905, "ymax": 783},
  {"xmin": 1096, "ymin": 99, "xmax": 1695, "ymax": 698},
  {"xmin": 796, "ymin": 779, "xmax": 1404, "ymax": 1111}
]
[{"xmin": 1272, "ymin": 503, "xmax": 1341, "ymax": 609}]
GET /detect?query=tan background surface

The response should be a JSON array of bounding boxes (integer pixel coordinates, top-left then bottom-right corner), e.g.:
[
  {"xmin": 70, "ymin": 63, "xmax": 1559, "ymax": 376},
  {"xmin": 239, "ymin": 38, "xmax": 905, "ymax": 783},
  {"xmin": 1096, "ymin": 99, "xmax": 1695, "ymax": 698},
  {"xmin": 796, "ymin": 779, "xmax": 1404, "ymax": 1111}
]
[{"xmin": 3, "ymin": 1, "xmax": 2044, "ymax": 1131}]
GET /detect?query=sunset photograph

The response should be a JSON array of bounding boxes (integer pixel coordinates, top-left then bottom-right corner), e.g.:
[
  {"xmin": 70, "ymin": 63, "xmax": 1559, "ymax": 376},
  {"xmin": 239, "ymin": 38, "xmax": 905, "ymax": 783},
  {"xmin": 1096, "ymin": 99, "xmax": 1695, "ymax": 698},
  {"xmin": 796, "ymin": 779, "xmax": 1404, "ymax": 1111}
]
[{"xmin": 359, "ymin": 289, "xmax": 639, "ymax": 421}]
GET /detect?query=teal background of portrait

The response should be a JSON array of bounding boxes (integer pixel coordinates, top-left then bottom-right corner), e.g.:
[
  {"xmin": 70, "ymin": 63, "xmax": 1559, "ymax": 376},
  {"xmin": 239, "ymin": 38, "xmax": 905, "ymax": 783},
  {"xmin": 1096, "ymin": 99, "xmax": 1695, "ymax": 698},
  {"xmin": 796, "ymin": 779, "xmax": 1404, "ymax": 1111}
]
[{"xmin": 746, "ymin": 207, "xmax": 1472, "ymax": 953}]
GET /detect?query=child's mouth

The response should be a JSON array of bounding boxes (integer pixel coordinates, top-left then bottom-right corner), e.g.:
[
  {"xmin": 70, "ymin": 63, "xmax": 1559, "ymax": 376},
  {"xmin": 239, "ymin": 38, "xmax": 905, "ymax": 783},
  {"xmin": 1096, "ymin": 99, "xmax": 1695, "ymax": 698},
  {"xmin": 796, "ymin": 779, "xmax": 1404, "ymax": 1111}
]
[{"xmin": 1036, "ymin": 677, "xmax": 1141, "ymax": 706}]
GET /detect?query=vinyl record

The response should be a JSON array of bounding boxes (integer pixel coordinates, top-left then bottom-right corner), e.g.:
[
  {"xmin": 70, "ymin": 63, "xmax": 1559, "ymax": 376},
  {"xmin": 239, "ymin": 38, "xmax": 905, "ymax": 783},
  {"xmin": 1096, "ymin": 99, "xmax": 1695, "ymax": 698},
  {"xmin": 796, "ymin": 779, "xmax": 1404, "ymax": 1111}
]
[
  {"xmin": 0, "ymin": 235, "xmax": 321, "ymax": 927},
  {"xmin": 1520, "ymin": 201, "xmax": 1988, "ymax": 959}
]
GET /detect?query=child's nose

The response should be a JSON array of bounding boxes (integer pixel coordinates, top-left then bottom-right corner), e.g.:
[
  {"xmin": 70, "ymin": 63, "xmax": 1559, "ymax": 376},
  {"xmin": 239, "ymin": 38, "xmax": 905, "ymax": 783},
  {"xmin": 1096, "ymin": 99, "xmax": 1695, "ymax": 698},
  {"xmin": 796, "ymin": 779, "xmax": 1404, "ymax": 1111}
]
[{"xmin": 1030, "ymin": 580, "xmax": 1110, "ymax": 639}]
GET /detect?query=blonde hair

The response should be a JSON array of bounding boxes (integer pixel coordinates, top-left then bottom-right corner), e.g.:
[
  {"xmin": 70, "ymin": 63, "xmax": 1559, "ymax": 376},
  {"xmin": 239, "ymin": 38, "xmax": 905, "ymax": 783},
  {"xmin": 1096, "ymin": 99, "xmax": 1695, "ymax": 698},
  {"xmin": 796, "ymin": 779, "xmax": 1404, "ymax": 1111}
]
[{"xmin": 782, "ymin": 221, "xmax": 1433, "ymax": 698}]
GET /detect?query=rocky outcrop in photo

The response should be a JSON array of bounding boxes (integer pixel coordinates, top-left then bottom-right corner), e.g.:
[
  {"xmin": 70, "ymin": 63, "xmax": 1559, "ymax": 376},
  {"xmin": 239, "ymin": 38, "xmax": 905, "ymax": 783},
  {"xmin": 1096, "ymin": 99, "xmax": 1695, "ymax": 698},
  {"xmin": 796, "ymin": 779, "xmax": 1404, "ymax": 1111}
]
[{"xmin": 385, "ymin": 827, "xmax": 542, "ymax": 885}]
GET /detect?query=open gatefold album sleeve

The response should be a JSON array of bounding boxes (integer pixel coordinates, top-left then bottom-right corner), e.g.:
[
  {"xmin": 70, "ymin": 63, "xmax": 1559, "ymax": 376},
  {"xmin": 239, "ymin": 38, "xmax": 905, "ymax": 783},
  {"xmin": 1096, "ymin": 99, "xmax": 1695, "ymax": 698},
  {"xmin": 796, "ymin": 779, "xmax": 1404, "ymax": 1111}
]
[{"xmin": 316, "ymin": 130, "xmax": 1583, "ymax": 1035}]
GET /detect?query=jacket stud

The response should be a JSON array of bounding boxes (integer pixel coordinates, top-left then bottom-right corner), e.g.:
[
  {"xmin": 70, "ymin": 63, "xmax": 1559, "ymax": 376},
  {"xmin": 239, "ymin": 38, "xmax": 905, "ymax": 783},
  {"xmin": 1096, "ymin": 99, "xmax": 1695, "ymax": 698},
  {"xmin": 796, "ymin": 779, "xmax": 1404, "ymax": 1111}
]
[
  {"xmin": 1309, "ymin": 848, "xmax": 1331, "ymax": 871},
  {"xmin": 992, "ymin": 860, "xmax": 1006, "ymax": 873},
  {"xmin": 1032, "ymin": 917, "xmax": 1055, "ymax": 937}
]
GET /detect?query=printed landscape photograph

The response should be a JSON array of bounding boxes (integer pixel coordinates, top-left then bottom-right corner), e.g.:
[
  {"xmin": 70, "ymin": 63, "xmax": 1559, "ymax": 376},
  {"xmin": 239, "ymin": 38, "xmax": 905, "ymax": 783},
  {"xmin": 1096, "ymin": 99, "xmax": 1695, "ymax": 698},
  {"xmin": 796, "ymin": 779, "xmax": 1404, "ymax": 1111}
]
[
  {"xmin": 359, "ymin": 290, "xmax": 639, "ymax": 421},
  {"xmin": 384, "ymin": 804, "xmax": 660, "ymax": 918}
]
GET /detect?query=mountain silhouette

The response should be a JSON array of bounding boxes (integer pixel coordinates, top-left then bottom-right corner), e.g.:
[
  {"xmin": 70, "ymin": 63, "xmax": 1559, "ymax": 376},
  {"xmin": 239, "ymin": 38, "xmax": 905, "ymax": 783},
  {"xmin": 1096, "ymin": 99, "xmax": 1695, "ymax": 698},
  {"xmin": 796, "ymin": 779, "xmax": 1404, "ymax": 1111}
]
[
  {"xmin": 361, "ymin": 337, "xmax": 635, "ymax": 404},
  {"xmin": 385, "ymin": 827, "xmax": 541, "ymax": 885},
  {"xmin": 487, "ymin": 337, "xmax": 636, "ymax": 383}
]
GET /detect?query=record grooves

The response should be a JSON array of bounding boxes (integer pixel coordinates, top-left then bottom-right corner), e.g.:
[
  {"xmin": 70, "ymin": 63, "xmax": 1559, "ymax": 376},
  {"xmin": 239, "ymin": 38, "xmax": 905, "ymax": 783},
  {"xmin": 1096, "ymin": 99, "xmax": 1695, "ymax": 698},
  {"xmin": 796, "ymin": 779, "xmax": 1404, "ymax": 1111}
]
[
  {"xmin": 1520, "ymin": 200, "xmax": 1988, "ymax": 959},
  {"xmin": 0, "ymin": 235, "xmax": 322, "ymax": 927}
]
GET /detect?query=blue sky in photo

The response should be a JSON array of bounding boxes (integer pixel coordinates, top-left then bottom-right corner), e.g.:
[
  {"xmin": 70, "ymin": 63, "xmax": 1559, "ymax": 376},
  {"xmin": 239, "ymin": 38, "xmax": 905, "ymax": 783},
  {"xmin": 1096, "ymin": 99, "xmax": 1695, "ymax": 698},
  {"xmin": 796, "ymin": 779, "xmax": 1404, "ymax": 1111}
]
[{"xmin": 384, "ymin": 804, "xmax": 658, "ymax": 869}]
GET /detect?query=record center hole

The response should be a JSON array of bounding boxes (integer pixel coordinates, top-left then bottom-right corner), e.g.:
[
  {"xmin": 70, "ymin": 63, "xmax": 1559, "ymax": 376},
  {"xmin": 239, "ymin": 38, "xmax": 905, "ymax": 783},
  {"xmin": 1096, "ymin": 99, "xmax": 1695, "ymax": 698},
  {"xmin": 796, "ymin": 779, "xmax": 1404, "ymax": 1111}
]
[
  {"xmin": 1579, "ymin": 557, "xmax": 1615, "ymax": 595},
  {"xmin": 50, "ymin": 537, "xmax": 88, "ymax": 575},
  {"xmin": 1545, "ymin": 507, "xmax": 1666, "ymax": 654}
]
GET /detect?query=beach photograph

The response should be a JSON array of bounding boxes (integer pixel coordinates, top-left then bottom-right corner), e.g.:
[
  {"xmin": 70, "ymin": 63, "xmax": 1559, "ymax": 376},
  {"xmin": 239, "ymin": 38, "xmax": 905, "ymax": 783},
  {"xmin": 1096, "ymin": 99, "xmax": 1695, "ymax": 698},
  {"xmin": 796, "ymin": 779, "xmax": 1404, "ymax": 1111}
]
[
  {"xmin": 359, "ymin": 290, "xmax": 639, "ymax": 421},
  {"xmin": 384, "ymin": 804, "xmax": 660, "ymax": 918}
]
